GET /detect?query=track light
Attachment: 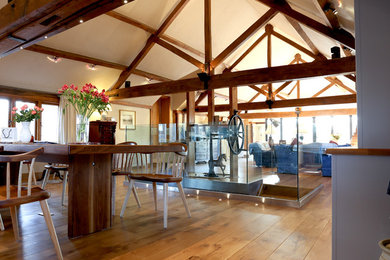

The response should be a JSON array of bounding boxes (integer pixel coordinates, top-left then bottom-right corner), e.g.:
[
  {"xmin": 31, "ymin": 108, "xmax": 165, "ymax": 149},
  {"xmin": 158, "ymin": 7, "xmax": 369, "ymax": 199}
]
[
  {"xmin": 86, "ymin": 64, "xmax": 97, "ymax": 71},
  {"xmin": 47, "ymin": 56, "xmax": 62, "ymax": 63}
]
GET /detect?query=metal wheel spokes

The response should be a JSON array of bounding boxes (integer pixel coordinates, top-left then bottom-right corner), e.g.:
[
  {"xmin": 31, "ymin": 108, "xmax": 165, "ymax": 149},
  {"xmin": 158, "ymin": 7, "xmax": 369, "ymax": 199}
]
[{"xmin": 228, "ymin": 114, "xmax": 245, "ymax": 155}]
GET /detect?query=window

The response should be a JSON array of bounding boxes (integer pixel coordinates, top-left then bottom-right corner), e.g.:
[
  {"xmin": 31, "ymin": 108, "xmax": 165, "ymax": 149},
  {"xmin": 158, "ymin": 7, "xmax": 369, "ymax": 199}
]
[
  {"xmin": 315, "ymin": 116, "xmax": 332, "ymax": 143},
  {"xmin": 15, "ymin": 101, "xmax": 35, "ymax": 138},
  {"xmin": 41, "ymin": 104, "xmax": 59, "ymax": 143},
  {"xmin": 282, "ymin": 117, "xmax": 297, "ymax": 144},
  {"xmin": 0, "ymin": 98, "xmax": 9, "ymax": 128},
  {"xmin": 298, "ymin": 117, "xmax": 314, "ymax": 144}
]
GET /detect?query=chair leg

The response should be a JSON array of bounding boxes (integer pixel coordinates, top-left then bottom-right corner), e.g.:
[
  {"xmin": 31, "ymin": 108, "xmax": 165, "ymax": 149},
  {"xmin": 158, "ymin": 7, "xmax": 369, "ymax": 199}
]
[
  {"xmin": 120, "ymin": 179, "xmax": 134, "ymax": 218},
  {"xmin": 40, "ymin": 200, "xmax": 63, "ymax": 260},
  {"xmin": 152, "ymin": 182, "xmax": 157, "ymax": 211},
  {"xmin": 9, "ymin": 206, "xmax": 20, "ymax": 240},
  {"xmin": 42, "ymin": 168, "xmax": 51, "ymax": 189},
  {"xmin": 111, "ymin": 176, "xmax": 116, "ymax": 215},
  {"xmin": 132, "ymin": 185, "xmax": 141, "ymax": 208},
  {"xmin": 0, "ymin": 213, "xmax": 4, "ymax": 231},
  {"xmin": 163, "ymin": 183, "xmax": 168, "ymax": 229},
  {"xmin": 177, "ymin": 182, "xmax": 191, "ymax": 218},
  {"xmin": 61, "ymin": 171, "xmax": 68, "ymax": 206}
]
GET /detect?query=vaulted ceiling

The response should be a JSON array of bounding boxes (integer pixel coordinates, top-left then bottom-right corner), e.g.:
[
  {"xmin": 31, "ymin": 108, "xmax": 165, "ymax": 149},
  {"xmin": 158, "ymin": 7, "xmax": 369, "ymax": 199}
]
[{"xmin": 0, "ymin": 0, "xmax": 356, "ymax": 108}]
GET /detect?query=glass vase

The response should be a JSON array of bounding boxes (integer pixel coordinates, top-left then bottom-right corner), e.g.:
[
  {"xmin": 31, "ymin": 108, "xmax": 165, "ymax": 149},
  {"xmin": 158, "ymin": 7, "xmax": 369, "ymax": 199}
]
[
  {"xmin": 76, "ymin": 114, "xmax": 90, "ymax": 143},
  {"xmin": 20, "ymin": 121, "xmax": 32, "ymax": 143}
]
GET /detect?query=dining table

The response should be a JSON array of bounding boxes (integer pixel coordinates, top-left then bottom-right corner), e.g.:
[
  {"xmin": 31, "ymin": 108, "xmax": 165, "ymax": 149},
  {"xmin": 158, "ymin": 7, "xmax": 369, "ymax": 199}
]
[{"xmin": 0, "ymin": 142, "xmax": 186, "ymax": 239}]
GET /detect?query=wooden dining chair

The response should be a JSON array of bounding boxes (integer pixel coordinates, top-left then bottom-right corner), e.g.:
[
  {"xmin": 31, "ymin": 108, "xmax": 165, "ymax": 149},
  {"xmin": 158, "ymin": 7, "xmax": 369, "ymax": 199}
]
[
  {"xmin": 111, "ymin": 141, "xmax": 141, "ymax": 215},
  {"xmin": 42, "ymin": 164, "xmax": 69, "ymax": 206},
  {"xmin": 0, "ymin": 147, "xmax": 63, "ymax": 259},
  {"xmin": 120, "ymin": 145, "xmax": 191, "ymax": 229}
]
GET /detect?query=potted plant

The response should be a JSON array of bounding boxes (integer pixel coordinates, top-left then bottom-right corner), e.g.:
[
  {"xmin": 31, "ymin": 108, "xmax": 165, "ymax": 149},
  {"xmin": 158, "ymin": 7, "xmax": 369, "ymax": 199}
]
[
  {"xmin": 12, "ymin": 105, "xmax": 44, "ymax": 143},
  {"xmin": 58, "ymin": 83, "xmax": 110, "ymax": 143}
]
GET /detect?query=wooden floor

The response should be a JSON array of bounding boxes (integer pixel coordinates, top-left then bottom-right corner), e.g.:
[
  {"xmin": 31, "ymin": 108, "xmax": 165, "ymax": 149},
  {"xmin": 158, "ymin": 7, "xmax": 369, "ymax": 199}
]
[{"xmin": 0, "ymin": 176, "xmax": 332, "ymax": 260}]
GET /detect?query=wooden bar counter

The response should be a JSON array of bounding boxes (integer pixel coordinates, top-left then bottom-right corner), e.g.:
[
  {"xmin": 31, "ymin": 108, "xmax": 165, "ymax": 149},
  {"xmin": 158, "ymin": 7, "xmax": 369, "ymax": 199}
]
[{"xmin": 0, "ymin": 143, "xmax": 186, "ymax": 239}]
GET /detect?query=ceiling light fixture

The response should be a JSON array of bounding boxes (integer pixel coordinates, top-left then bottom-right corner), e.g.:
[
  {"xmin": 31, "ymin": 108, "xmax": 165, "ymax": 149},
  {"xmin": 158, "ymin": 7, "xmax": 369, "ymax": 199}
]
[
  {"xmin": 123, "ymin": 0, "xmax": 128, "ymax": 3},
  {"xmin": 44, "ymin": 35, "xmax": 48, "ymax": 39},
  {"xmin": 87, "ymin": 64, "xmax": 97, "ymax": 71},
  {"xmin": 79, "ymin": 19, "xmax": 84, "ymax": 23},
  {"xmin": 338, "ymin": 0, "xmax": 342, "ymax": 8},
  {"xmin": 47, "ymin": 56, "xmax": 62, "ymax": 63}
]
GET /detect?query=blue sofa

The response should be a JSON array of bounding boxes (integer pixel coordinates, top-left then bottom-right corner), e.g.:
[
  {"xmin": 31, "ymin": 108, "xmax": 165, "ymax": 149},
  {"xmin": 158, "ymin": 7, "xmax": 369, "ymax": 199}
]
[
  {"xmin": 321, "ymin": 144, "xmax": 351, "ymax": 177},
  {"xmin": 274, "ymin": 144, "xmax": 298, "ymax": 174},
  {"xmin": 248, "ymin": 143, "xmax": 275, "ymax": 168}
]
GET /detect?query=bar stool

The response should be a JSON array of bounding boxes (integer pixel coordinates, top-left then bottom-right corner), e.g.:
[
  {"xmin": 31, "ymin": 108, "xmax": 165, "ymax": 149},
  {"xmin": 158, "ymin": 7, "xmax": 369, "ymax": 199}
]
[
  {"xmin": 0, "ymin": 147, "xmax": 63, "ymax": 259},
  {"xmin": 43, "ymin": 164, "xmax": 69, "ymax": 206}
]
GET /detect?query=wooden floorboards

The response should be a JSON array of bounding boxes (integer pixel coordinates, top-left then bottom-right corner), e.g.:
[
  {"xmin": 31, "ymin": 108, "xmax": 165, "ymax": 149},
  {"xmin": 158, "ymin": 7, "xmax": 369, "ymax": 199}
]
[{"xmin": 0, "ymin": 176, "xmax": 332, "ymax": 259}]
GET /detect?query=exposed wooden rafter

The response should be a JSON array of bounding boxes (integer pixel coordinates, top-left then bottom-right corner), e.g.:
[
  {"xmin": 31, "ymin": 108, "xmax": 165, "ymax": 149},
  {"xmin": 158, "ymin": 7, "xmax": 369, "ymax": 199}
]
[
  {"xmin": 312, "ymin": 82, "xmax": 335, "ymax": 97},
  {"xmin": 106, "ymin": 57, "xmax": 355, "ymax": 99},
  {"xmin": 256, "ymin": 0, "xmax": 355, "ymax": 49},
  {"xmin": 105, "ymin": 11, "xmax": 205, "ymax": 59},
  {"xmin": 194, "ymin": 94, "xmax": 356, "ymax": 112},
  {"xmin": 25, "ymin": 44, "xmax": 172, "ymax": 82},
  {"xmin": 155, "ymin": 38, "xmax": 204, "ymax": 70},
  {"xmin": 110, "ymin": 0, "xmax": 189, "ymax": 90},
  {"xmin": 210, "ymin": 8, "xmax": 278, "ymax": 69},
  {"xmin": 0, "ymin": 0, "xmax": 133, "ymax": 57}
]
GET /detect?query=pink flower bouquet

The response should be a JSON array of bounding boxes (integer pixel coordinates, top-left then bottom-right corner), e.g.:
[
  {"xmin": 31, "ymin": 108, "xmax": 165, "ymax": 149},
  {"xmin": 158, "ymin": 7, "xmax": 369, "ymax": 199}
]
[
  {"xmin": 12, "ymin": 105, "xmax": 44, "ymax": 123},
  {"xmin": 58, "ymin": 83, "xmax": 110, "ymax": 118}
]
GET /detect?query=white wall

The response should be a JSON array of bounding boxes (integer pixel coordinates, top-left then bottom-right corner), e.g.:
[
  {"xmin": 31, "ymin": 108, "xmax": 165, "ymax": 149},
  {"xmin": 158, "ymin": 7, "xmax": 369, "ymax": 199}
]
[
  {"xmin": 356, "ymin": 0, "xmax": 390, "ymax": 148},
  {"xmin": 107, "ymin": 104, "xmax": 151, "ymax": 145}
]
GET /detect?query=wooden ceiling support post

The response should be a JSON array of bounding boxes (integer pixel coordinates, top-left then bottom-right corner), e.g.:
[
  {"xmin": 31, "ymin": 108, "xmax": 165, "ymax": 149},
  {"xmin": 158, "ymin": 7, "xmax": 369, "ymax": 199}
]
[
  {"xmin": 229, "ymin": 86, "xmax": 238, "ymax": 117},
  {"xmin": 186, "ymin": 91, "xmax": 195, "ymax": 127},
  {"xmin": 265, "ymin": 24, "xmax": 273, "ymax": 101},
  {"xmin": 204, "ymin": 0, "xmax": 214, "ymax": 124}
]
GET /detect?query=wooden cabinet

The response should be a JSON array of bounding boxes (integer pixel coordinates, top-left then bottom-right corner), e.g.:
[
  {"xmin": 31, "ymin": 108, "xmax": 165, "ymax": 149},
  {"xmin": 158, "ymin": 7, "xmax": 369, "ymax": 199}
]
[{"xmin": 89, "ymin": 121, "xmax": 117, "ymax": 144}]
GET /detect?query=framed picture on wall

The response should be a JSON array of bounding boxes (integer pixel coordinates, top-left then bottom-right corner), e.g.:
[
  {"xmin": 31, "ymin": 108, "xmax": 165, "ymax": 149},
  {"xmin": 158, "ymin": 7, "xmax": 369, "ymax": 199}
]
[{"xmin": 119, "ymin": 110, "xmax": 136, "ymax": 130}]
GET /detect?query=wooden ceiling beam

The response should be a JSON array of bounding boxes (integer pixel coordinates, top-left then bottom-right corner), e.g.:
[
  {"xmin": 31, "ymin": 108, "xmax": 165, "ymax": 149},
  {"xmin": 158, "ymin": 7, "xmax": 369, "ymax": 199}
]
[
  {"xmin": 195, "ymin": 94, "xmax": 356, "ymax": 112},
  {"xmin": 344, "ymin": 74, "xmax": 356, "ymax": 82},
  {"xmin": 0, "ymin": 85, "xmax": 59, "ymax": 104},
  {"xmin": 284, "ymin": 16, "xmax": 325, "ymax": 59},
  {"xmin": 105, "ymin": 11, "xmax": 204, "ymax": 59},
  {"xmin": 312, "ymin": 82, "xmax": 335, "ymax": 97},
  {"xmin": 210, "ymin": 8, "xmax": 278, "ymax": 69},
  {"xmin": 110, "ymin": 0, "xmax": 189, "ymax": 90},
  {"xmin": 106, "ymin": 56, "xmax": 355, "ymax": 99},
  {"xmin": 228, "ymin": 32, "xmax": 267, "ymax": 71},
  {"xmin": 271, "ymin": 30, "xmax": 317, "ymax": 59},
  {"xmin": 110, "ymin": 100, "xmax": 152, "ymax": 109},
  {"xmin": 240, "ymin": 108, "xmax": 357, "ymax": 119},
  {"xmin": 25, "ymin": 44, "xmax": 171, "ymax": 82},
  {"xmin": 249, "ymin": 84, "xmax": 286, "ymax": 100},
  {"xmin": 0, "ymin": 0, "xmax": 132, "ymax": 57},
  {"xmin": 274, "ymin": 81, "xmax": 293, "ymax": 95},
  {"xmin": 256, "ymin": 0, "xmax": 355, "ymax": 49},
  {"xmin": 326, "ymin": 77, "xmax": 356, "ymax": 94},
  {"xmin": 155, "ymin": 38, "xmax": 204, "ymax": 70},
  {"xmin": 195, "ymin": 91, "xmax": 208, "ymax": 106}
]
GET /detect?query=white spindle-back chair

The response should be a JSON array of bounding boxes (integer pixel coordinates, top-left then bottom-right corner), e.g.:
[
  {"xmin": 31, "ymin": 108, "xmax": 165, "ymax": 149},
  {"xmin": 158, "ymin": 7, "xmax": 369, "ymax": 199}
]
[
  {"xmin": 111, "ymin": 142, "xmax": 141, "ymax": 215},
  {"xmin": 0, "ymin": 147, "xmax": 63, "ymax": 260},
  {"xmin": 120, "ymin": 144, "xmax": 191, "ymax": 229}
]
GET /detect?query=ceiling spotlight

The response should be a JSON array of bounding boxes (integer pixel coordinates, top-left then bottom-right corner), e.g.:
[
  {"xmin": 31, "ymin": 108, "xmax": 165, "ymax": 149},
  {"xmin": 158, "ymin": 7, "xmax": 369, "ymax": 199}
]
[
  {"xmin": 19, "ymin": 46, "xmax": 23, "ymax": 49},
  {"xmin": 44, "ymin": 35, "xmax": 48, "ymax": 39},
  {"xmin": 47, "ymin": 56, "xmax": 62, "ymax": 63},
  {"xmin": 146, "ymin": 77, "xmax": 152, "ymax": 82},
  {"xmin": 87, "ymin": 64, "xmax": 97, "ymax": 71},
  {"xmin": 79, "ymin": 19, "xmax": 84, "ymax": 23},
  {"xmin": 123, "ymin": 0, "xmax": 128, "ymax": 3},
  {"xmin": 338, "ymin": 0, "xmax": 342, "ymax": 8}
]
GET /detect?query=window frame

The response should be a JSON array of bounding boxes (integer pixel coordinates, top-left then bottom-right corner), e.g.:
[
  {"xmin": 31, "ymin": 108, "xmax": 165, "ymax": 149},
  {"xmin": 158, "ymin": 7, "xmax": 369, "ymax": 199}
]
[{"xmin": 0, "ymin": 87, "xmax": 59, "ymax": 141}]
